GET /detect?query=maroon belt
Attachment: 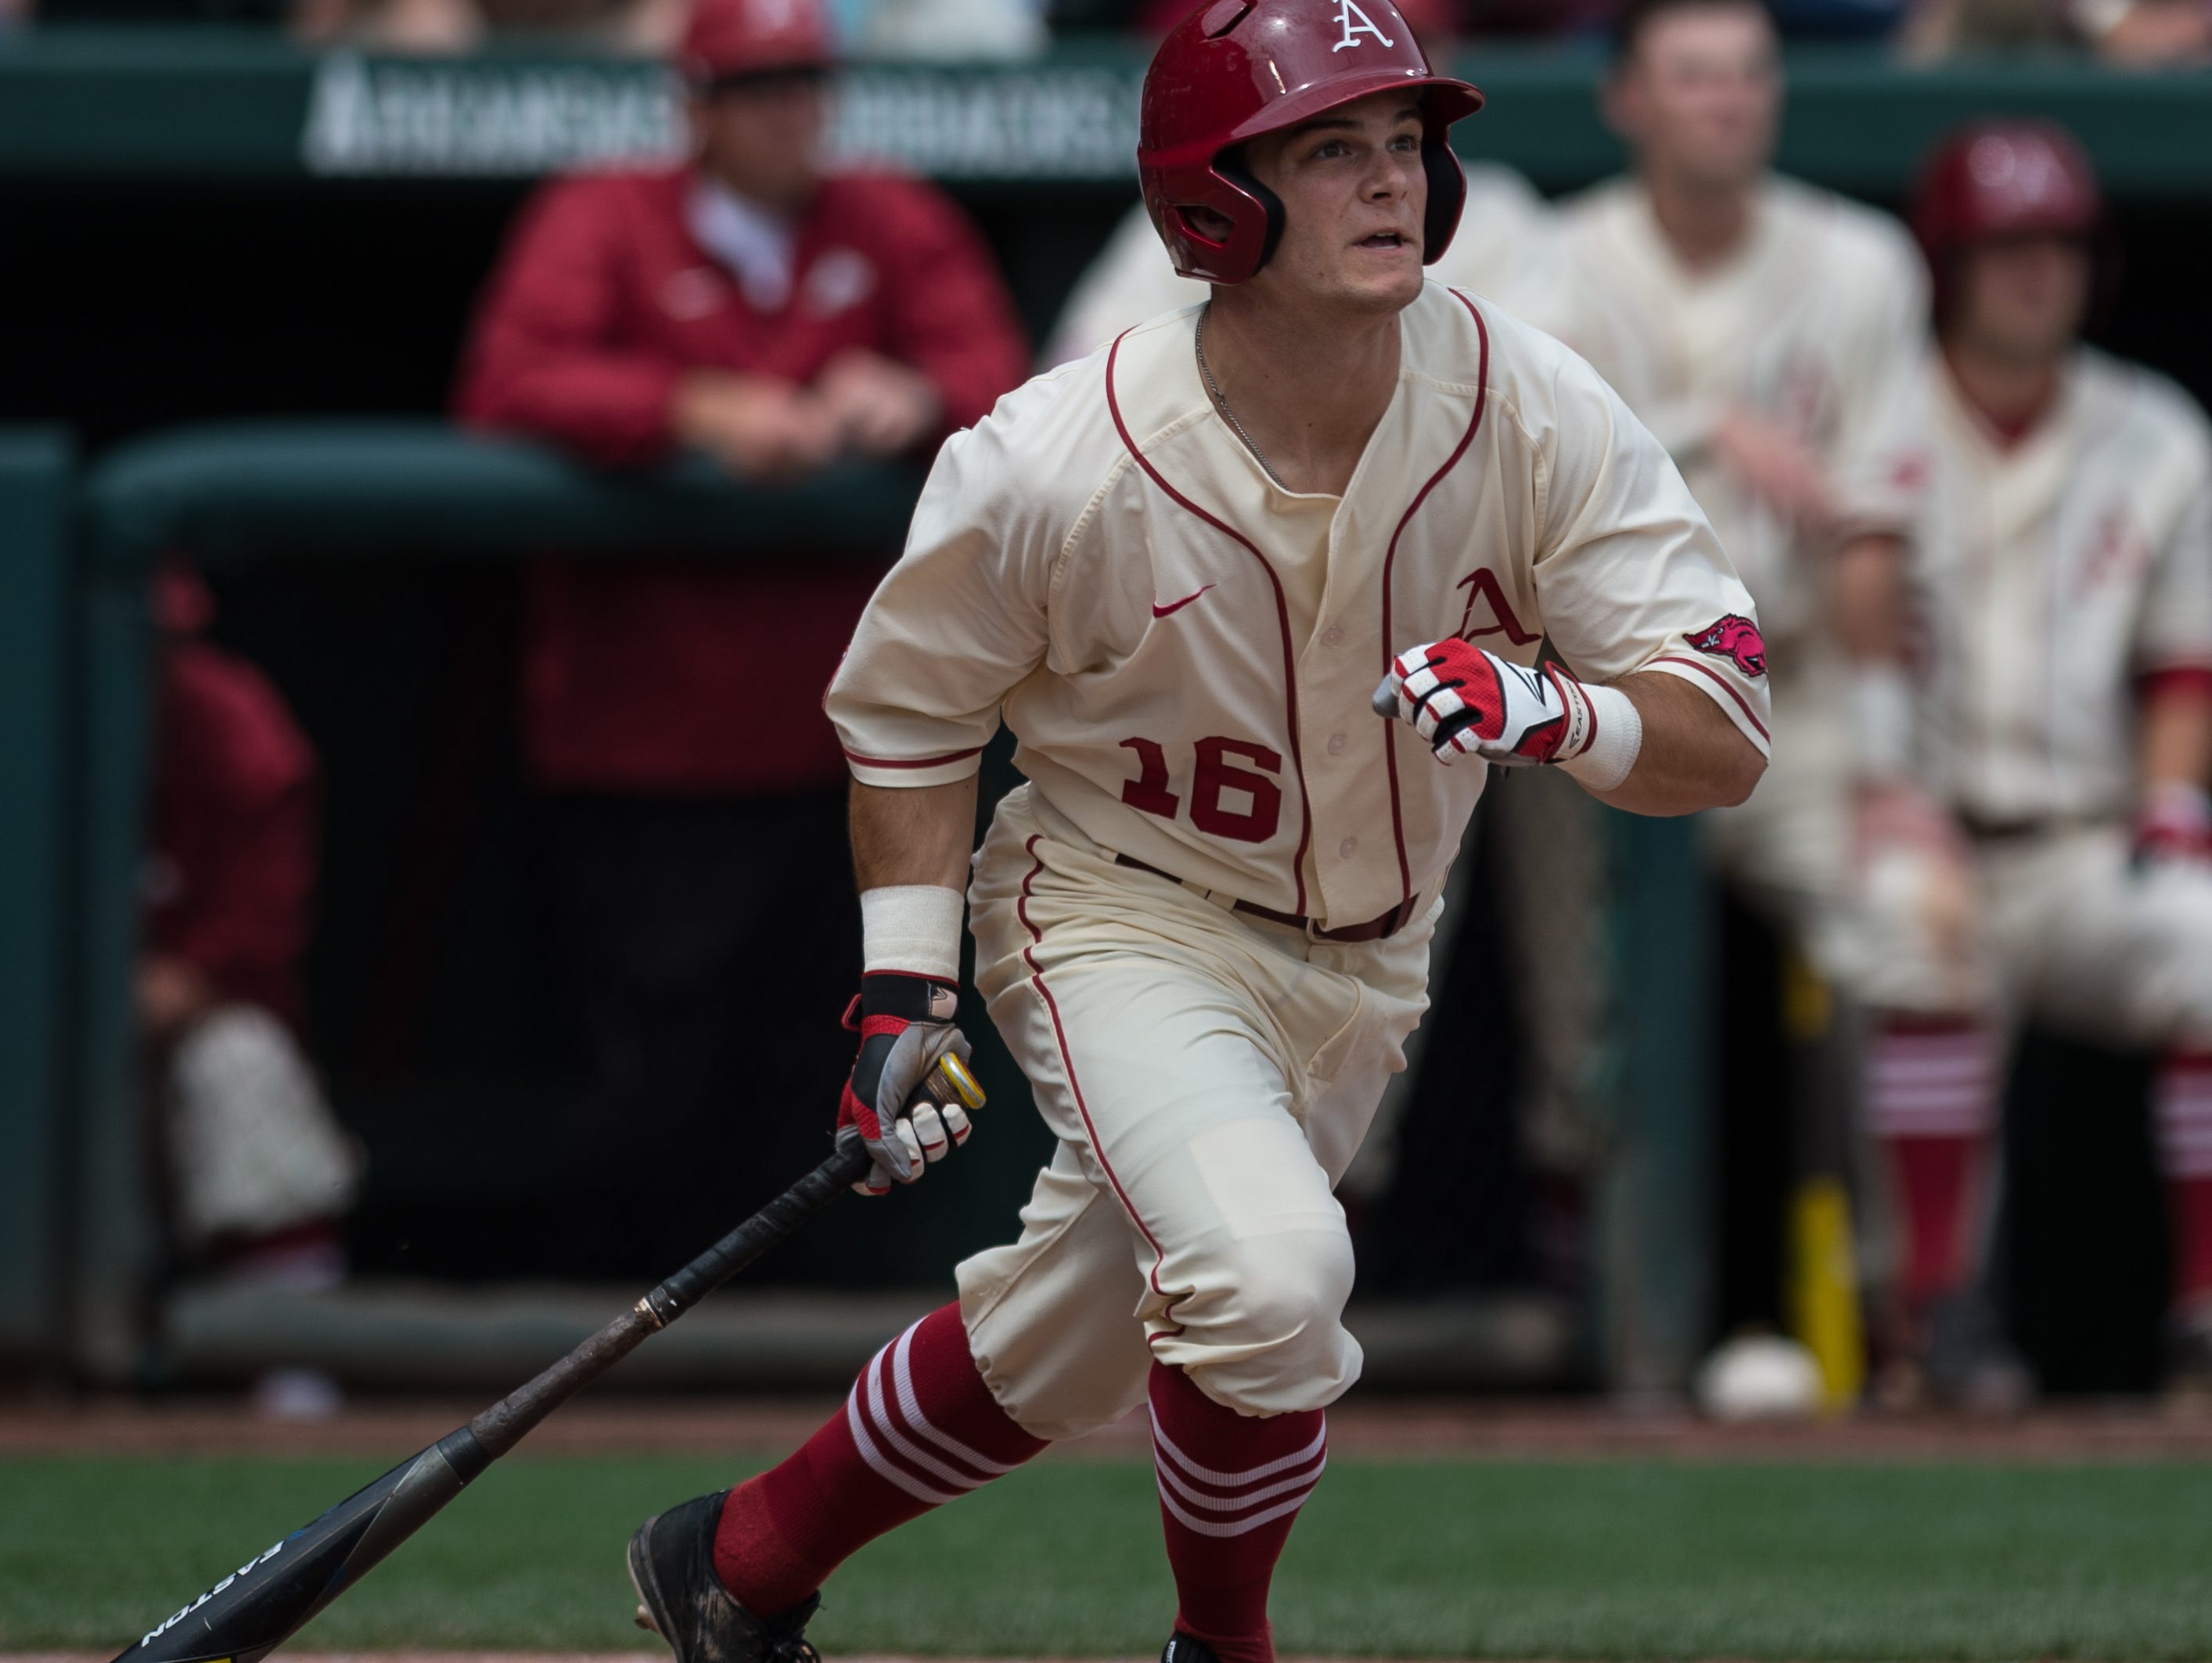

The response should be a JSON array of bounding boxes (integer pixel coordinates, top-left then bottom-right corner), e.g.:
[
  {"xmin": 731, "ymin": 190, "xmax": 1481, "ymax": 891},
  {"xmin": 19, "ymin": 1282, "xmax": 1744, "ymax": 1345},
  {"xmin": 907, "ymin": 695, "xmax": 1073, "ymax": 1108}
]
[{"xmin": 1113, "ymin": 853, "xmax": 1419, "ymax": 943}]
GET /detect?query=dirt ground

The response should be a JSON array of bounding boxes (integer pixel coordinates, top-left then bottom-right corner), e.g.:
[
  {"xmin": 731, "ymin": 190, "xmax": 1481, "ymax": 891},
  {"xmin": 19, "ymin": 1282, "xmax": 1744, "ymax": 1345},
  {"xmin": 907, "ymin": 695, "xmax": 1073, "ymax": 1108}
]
[
  {"xmin": 2, "ymin": 1655, "xmax": 1369, "ymax": 1663},
  {"xmin": 1, "ymin": 1656, "xmax": 1189, "ymax": 1663},
  {"xmin": 5, "ymin": 1394, "xmax": 2211, "ymax": 1461}
]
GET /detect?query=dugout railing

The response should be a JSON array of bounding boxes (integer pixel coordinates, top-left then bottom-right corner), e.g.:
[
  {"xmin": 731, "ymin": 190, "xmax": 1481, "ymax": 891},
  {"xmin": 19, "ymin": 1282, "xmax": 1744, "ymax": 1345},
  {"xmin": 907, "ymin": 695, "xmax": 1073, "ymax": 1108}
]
[{"xmin": 0, "ymin": 422, "xmax": 1691, "ymax": 1392}]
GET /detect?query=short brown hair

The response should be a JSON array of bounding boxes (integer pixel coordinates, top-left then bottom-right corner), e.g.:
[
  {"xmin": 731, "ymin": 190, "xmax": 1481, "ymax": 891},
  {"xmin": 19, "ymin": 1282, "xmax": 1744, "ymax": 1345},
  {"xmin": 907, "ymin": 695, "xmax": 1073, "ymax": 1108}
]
[{"xmin": 1613, "ymin": 0, "xmax": 1775, "ymax": 61}]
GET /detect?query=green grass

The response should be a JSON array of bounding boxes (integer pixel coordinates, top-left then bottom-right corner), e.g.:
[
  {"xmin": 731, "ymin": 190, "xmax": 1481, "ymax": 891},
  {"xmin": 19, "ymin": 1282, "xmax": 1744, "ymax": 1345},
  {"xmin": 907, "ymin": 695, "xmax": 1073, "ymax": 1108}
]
[{"xmin": 6, "ymin": 1453, "xmax": 2212, "ymax": 1658}]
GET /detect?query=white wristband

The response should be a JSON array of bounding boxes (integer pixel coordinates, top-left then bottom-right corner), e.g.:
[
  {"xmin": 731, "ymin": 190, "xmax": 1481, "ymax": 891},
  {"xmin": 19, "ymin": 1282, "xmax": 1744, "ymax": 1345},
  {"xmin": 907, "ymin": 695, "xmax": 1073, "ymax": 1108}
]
[
  {"xmin": 1558, "ymin": 681, "xmax": 1642, "ymax": 794},
  {"xmin": 1851, "ymin": 664, "xmax": 1916, "ymax": 782},
  {"xmin": 860, "ymin": 885, "xmax": 966, "ymax": 980}
]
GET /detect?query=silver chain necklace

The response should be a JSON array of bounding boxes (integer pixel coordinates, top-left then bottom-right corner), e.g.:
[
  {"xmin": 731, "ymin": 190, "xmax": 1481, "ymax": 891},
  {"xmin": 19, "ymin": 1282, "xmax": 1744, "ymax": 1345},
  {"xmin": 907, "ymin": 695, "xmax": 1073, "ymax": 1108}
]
[{"xmin": 1195, "ymin": 306, "xmax": 1289, "ymax": 491}]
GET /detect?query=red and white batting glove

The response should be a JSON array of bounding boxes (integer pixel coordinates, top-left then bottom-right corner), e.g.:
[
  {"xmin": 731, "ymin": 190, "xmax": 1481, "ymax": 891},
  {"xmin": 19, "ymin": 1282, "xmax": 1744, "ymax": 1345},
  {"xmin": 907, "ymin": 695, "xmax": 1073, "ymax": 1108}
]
[
  {"xmin": 1372, "ymin": 639, "xmax": 1642, "ymax": 789},
  {"xmin": 838, "ymin": 972, "xmax": 974, "ymax": 1196},
  {"xmin": 2135, "ymin": 781, "xmax": 2212, "ymax": 872}
]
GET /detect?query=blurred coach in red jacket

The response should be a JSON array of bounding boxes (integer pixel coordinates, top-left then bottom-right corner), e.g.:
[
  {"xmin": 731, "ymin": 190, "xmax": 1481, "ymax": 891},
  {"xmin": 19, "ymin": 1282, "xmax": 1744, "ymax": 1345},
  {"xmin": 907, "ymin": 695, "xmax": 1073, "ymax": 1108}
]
[{"xmin": 455, "ymin": 0, "xmax": 1026, "ymax": 1258}]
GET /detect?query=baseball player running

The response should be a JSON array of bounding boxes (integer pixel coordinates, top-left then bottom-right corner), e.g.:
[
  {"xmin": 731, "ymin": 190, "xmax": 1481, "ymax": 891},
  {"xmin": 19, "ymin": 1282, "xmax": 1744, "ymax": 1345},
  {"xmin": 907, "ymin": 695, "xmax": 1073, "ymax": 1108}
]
[
  {"xmin": 624, "ymin": 4, "xmax": 1768, "ymax": 1659},
  {"xmin": 1542, "ymin": 0, "xmax": 1927, "ymax": 998},
  {"xmin": 1840, "ymin": 124, "xmax": 2212, "ymax": 1403}
]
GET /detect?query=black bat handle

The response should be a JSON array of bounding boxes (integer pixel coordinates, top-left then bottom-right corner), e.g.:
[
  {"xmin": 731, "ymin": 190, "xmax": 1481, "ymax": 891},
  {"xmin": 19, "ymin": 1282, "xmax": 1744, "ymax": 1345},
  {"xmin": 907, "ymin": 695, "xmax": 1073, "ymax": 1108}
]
[{"xmin": 466, "ymin": 1133, "xmax": 872, "ymax": 1459}]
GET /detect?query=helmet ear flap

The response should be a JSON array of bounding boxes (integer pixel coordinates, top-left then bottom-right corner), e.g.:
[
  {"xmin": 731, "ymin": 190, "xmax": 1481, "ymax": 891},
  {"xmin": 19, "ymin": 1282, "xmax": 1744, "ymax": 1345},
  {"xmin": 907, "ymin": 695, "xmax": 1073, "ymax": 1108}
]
[
  {"xmin": 1420, "ymin": 137, "xmax": 1466, "ymax": 267},
  {"xmin": 1214, "ymin": 149, "xmax": 1286, "ymax": 275}
]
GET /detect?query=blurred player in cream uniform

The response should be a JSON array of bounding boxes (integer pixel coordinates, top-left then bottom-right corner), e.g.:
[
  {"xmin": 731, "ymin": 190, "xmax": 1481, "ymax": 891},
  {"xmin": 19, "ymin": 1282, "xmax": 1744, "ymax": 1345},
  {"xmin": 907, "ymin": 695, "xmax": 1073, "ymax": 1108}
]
[
  {"xmin": 1840, "ymin": 124, "xmax": 2212, "ymax": 1402},
  {"xmin": 621, "ymin": 5, "xmax": 1767, "ymax": 1661},
  {"xmin": 1544, "ymin": 0, "xmax": 1928, "ymax": 983}
]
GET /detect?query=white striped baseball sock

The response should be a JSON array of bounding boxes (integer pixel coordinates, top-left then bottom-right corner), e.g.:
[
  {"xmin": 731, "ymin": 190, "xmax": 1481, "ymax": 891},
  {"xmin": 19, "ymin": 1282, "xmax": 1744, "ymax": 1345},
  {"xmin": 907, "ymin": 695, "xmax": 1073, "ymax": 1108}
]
[
  {"xmin": 1149, "ymin": 1359, "xmax": 1327, "ymax": 1663},
  {"xmin": 712, "ymin": 1302, "xmax": 1046, "ymax": 1618},
  {"xmin": 2156, "ymin": 1049, "xmax": 2212, "ymax": 1309},
  {"xmin": 1869, "ymin": 1016, "xmax": 1998, "ymax": 1306}
]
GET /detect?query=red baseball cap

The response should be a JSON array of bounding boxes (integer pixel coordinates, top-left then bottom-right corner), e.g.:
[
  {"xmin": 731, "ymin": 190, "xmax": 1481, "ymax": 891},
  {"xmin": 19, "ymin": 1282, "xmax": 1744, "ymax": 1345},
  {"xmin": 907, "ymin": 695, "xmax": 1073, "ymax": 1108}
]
[{"xmin": 680, "ymin": 0, "xmax": 837, "ymax": 84}]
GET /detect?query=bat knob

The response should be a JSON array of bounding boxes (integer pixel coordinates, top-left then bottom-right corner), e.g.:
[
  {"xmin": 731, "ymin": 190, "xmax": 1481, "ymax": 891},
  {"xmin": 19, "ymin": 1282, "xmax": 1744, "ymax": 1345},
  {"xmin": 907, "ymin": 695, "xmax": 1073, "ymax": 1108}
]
[{"xmin": 918, "ymin": 1051, "xmax": 986, "ymax": 1114}]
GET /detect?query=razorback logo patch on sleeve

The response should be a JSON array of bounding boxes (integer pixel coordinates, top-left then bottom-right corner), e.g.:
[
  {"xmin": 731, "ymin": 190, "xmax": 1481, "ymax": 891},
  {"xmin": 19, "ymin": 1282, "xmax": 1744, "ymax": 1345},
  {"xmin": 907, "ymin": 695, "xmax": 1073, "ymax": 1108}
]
[{"xmin": 1683, "ymin": 614, "xmax": 1768, "ymax": 678}]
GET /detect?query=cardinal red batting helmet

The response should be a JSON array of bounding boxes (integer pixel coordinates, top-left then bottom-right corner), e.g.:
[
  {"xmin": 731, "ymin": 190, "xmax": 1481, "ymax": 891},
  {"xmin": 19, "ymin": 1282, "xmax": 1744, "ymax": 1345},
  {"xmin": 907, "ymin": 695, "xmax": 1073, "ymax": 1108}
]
[
  {"xmin": 1912, "ymin": 120, "xmax": 2105, "ymax": 326},
  {"xmin": 680, "ymin": 0, "xmax": 836, "ymax": 86},
  {"xmin": 1912, "ymin": 120, "xmax": 2102, "ymax": 263},
  {"xmin": 1138, "ymin": 0, "xmax": 1484, "ymax": 284}
]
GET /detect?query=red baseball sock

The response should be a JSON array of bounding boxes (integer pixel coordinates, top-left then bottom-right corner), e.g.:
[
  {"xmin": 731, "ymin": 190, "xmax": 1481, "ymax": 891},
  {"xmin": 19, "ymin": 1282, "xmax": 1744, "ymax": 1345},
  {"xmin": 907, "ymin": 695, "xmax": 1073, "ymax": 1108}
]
[
  {"xmin": 1148, "ymin": 1361, "xmax": 1327, "ymax": 1663},
  {"xmin": 2156, "ymin": 1050, "xmax": 2212, "ymax": 1309},
  {"xmin": 1869, "ymin": 1017, "xmax": 1998, "ymax": 1308},
  {"xmin": 712, "ymin": 1302, "xmax": 1046, "ymax": 1619}
]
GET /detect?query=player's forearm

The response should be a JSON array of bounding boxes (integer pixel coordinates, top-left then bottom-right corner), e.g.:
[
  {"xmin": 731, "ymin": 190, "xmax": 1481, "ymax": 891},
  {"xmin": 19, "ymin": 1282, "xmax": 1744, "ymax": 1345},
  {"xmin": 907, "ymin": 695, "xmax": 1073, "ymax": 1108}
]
[
  {"xmin": 1833, "ymin": 534, "xmax": 1909, "ymax": 664},
  {"xmin": 850, "ymin": 777, "xmax": 980, "ymax": 895},
  {"xmin": 2142, "ymin": 684, "xmax": 2212, "ymax": 791},
  {"xmin": 1588, "ymin": 671, "xmax": 1766, "ymax": 817},
  {"xmin": 1834, "ymin": 533, "xmax": 1919, "ymax": 783}
]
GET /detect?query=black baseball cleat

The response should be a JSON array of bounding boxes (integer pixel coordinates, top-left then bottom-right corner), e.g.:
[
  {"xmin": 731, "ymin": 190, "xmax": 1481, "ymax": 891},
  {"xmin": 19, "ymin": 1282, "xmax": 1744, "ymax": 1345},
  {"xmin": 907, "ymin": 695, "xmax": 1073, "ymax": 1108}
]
[
  {"xmin": 628, "ymin": 1491, "xmax": 822, "ymax": 1663},
  {"xmin": 2163, "ymin": 1298, "xmax": 2212, "ymax": 1406},
  {"xmin": 1922, "ymin": 1291, "xmax": 2037, "ymax": 1415},
  {"xmin": 1161, "ymin": 1635, "xmax": 1223, "ymax": 1663}
]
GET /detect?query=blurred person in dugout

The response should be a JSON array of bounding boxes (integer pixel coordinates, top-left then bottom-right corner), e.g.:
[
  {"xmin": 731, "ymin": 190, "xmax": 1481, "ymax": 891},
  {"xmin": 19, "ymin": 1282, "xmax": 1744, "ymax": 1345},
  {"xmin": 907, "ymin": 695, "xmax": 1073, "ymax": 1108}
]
[
  {"xmin": 1502, "ymin": 0, "xmax": 1927, "ymax": 1223},
  {"xmin": 454, "ymin": 0, "xmax": 1027, "ymax": 1241},
  {"xmin": 1835, "ymin": 124, "xmax": 2212, "ymax": 1406},
  {"xmin": 1045, "ymin": 0, "xmax": 1557, "ymax": 369},
  {"xmin": 144, "ymin": 566, "xmax": 363, "ymax": 1306}
]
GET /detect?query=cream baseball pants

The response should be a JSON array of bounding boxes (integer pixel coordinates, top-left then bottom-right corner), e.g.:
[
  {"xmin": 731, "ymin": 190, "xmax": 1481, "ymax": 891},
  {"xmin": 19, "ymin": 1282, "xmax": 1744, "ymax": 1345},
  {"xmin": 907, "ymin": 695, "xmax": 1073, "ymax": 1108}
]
[
  {"xmin": 1854, "ymin": 822, "xmax": 2212, "ymax": 1044},
  {"xmin": 955, "ymin": 786, "xmax": 1438, "ymax": 1439}
]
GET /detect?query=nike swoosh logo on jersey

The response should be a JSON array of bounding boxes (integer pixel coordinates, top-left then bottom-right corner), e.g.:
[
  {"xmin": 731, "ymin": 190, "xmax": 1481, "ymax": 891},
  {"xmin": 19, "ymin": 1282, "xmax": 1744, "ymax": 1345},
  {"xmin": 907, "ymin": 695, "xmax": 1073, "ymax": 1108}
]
[{"xmin": 1152, "ymin": 585, "xmax": 1217, "ymax": 619}]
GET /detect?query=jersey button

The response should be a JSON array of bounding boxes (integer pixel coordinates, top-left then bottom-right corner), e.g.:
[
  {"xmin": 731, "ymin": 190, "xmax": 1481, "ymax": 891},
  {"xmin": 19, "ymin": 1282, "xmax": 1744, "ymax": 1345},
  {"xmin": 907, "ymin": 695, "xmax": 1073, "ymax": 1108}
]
[
  {"xmin": 1325, "ymin": 732, "xmax": 1347, "ymax": 756},
  {"xmin": 1338, "ymin": 836, "xmax": 1358, "ymax": 859},
  {"xmin": 1322, "ymin": 626, "xmax": 1345, "ymax": 648}
]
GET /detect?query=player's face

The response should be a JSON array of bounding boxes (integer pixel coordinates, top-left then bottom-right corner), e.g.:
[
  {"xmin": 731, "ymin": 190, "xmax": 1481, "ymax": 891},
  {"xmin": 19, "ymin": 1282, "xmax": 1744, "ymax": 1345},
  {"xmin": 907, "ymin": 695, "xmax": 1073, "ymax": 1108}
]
[
  {"xmin": 1609, "ymin": 5, "xmax": 1781, "ymax": 192},
  {"xmin": 1240, "ymin": 92, "xmax": 1430, "ymax": 316},
  {"xmin": 1952, "ymin": 236, "xmax": 2092, "ymax": 365},
  {"xmin": 692, "ymin": 71, "xmax": 829, "ymax": 214}
]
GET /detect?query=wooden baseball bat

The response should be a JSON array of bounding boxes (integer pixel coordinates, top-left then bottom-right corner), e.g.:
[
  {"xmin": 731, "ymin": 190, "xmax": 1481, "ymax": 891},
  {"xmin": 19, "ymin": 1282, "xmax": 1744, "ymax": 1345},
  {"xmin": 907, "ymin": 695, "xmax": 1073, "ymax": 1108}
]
[{"xmin": 114, "ymin": 1052, "xmax": 985, "ymax": 1663}]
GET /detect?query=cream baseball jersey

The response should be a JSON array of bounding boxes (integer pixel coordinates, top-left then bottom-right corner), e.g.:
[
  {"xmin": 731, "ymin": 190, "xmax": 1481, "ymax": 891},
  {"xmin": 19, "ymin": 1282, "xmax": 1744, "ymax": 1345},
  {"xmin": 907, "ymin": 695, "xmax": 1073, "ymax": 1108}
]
[
  {"xmin": 826, "ymin": 280, "xmax": 1770, "ymax": 929},
  {"xmin": 1888, "ymin": 350, "xmax": 2212, "ymax": 825},
  {"xmin": 1044, "ymin": 164, "xmax": 1558, "ymax": 368},
  {"xmin": 1544, "ymin": 176, "xmax": 1928, "ymax": 648}
]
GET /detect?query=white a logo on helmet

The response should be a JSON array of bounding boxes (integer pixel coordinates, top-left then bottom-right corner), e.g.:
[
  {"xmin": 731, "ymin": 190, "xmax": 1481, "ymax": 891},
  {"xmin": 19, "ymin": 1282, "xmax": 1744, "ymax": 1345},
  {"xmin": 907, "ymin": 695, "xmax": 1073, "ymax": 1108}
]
[{"xmin": 1330, "ymin": 0, "xmax": 1394, "ymax": 51}]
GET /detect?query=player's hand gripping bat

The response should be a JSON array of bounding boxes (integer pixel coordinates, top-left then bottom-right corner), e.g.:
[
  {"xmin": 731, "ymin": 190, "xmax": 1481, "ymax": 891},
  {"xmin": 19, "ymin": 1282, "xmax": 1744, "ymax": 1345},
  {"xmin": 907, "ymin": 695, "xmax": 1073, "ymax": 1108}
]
[{"xmin": 115, "ymin": 1051, "xmax": 986, "ymax": 1663}]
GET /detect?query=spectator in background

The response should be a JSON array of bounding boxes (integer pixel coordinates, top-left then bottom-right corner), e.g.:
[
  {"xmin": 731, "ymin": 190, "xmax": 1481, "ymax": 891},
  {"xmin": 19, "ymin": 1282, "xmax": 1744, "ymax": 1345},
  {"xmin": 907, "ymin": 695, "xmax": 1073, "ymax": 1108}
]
[
  {"xmin": 293, "ymin": 0, "xmax": 684, "ymax": 52},
  {"xmin": 1902, "ymin": 0, "xmax": 2212, "ymax": 61},
  {"xmin": 1839, "ymin": 124, "xmax": 2212, "ymax": 1406},
  {"xmin": 836, "ymin": 0, "xmax": 1047, "ymax": 56},
  {"xmin": 294, "ymin": 0, "xmax": 685, "ymax": 56},
  {"xmin": 454, "ymin": 0, "xmax": 1026, "ymax": 1261},
  {"xmin": 294, "ymin": 0, "xmax": 1044, "ymax": 59},
  {"xmin": 146, "ymin": 565, "xmax": 362, "ymax": 1410}
]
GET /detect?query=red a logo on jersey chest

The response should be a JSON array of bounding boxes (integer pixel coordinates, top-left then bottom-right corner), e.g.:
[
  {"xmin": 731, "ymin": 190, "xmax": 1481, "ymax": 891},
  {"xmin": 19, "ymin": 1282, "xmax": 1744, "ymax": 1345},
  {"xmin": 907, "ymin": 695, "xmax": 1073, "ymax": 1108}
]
[
  {"xmin": 1455, "ymin": 569, "xmax": 1538, "ymax": 646},
  {"xmin": 2080, "ymin": 509, "xmax": 2149, "ymax": 594}
]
